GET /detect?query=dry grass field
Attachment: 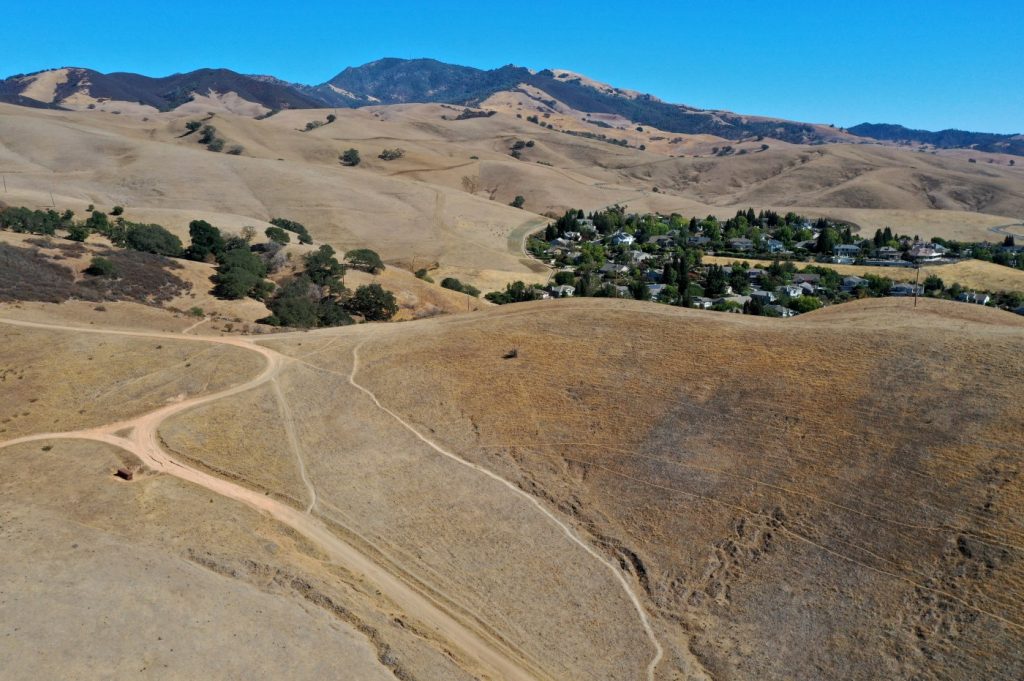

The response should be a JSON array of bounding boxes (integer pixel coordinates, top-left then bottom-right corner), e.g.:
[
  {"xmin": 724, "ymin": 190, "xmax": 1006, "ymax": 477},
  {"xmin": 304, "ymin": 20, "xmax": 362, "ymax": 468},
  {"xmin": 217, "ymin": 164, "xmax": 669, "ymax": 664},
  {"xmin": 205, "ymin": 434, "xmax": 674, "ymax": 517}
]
[
  {"xmin": 346, "ymin": 298, "xmax": 1024, "ymax": 680},
  {"xmin": 2, "ymin": 100, "xmax": 1022, "ymax": 292},
  {"xmin": 1, "ymin": 296, "xmax": 1022, "ymax": 679},
  {"xmin": 703, "ymin": 254, "xmax": 1024, "ymax": 292}
]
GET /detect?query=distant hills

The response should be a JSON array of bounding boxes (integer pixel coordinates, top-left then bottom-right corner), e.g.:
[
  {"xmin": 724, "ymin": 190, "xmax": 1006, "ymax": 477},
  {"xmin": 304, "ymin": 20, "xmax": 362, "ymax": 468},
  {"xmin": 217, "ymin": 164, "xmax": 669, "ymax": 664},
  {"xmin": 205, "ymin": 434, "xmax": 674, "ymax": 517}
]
[
  {"xmin": 2, "ymin": 58, "xmax": 1020, "ymax": 154},
  {"xmin": 848, "ymin": 123, "xmax": 1024, "ymax": 157}
]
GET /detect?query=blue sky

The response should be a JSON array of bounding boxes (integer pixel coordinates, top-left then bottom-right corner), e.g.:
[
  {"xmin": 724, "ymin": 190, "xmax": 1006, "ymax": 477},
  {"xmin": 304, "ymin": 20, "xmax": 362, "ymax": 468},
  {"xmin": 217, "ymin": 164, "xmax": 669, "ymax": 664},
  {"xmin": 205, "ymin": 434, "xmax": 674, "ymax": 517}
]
[{"xmin": 4, "ymin": 0, "xmax": 1022, "ymax": 133}]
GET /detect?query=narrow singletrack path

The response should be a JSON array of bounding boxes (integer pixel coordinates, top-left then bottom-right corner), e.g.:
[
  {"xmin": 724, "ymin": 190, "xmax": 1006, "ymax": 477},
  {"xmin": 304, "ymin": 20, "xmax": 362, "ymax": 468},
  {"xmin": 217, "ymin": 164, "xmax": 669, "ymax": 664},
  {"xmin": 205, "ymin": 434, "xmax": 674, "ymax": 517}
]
[{"xmin": 346, "ymin": 340, "xmax": 665, "ymax": 680}]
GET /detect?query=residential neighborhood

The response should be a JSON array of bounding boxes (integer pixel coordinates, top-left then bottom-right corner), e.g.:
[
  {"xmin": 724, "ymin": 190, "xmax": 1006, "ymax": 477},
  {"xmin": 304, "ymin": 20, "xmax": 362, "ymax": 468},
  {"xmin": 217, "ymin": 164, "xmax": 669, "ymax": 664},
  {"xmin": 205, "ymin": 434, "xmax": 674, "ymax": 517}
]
[{"xmin": 486, "ymin": 206, "xmax": 1024, "ymax": 316}]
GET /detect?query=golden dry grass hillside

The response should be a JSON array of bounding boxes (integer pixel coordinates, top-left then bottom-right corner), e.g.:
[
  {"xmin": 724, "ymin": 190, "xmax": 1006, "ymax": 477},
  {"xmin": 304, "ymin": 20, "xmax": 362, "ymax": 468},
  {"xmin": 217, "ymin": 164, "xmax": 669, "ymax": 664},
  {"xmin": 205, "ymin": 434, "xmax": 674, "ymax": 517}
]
[
  {"xmin": 2, "ymin": 101, "xmax": 1022, "ymax": 292},
  {"xmin": 3, "ymin": 296, "xmax": 1020, "ymax": 679},
  {"xmin": 346, "ymin": 297, "xmax": 1024, "ymax": 680}
]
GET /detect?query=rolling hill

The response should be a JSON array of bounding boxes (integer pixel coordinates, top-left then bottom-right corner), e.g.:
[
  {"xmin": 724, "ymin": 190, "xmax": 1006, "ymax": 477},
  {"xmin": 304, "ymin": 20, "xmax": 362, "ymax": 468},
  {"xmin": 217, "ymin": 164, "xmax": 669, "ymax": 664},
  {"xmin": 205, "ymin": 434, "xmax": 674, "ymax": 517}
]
[{"xmin": 1, "ymin": 296, "xmax": 1021, "ymax": 679}]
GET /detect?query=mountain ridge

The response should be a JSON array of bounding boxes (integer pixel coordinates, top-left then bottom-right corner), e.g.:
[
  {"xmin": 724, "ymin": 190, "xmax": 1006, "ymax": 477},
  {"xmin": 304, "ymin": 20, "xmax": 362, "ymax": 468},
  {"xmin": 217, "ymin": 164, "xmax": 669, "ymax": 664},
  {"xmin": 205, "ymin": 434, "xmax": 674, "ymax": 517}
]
[{"xmin": 1, "ymin": 59, "xmax": 1020, "ymax": 154}]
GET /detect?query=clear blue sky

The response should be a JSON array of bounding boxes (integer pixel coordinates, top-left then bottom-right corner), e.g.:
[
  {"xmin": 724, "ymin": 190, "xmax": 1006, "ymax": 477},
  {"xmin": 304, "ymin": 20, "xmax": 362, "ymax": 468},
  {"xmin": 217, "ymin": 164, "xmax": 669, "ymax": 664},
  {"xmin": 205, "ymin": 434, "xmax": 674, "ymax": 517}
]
[{"xmin": 4, "ymin": 0, "xmax": 1022, "ymax": 133}]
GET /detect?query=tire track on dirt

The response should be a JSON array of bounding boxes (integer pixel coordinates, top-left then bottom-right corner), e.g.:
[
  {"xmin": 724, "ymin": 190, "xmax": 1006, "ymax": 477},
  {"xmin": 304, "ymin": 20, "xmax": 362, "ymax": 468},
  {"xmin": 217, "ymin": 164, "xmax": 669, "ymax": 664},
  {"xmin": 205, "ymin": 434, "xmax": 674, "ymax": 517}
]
[{"xmin": 346, "ymin": 338, "xmax": 665, "ymax": 681}]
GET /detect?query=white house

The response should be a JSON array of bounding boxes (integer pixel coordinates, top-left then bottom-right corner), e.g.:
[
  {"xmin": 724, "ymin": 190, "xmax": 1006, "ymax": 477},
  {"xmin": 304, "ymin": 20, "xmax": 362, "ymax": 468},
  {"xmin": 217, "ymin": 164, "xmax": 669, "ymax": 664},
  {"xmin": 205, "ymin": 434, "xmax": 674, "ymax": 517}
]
[
  {"xmin": 551, "ymin": 284, "xmax": 576, "ymax": 298},
  {"xmin": 609, "ymin": 231, "xmax": 635, "ymax": 246},
  {"xmin": 957, "ymin": 291, "xmax": 991, "ymax": 305},
  {"xmin": 777, "ymin": 284, "xmax": 803, "ymax": 298},
  {"xmin": 729, "ymin": 238, "xmax": 754, "ymax": 251},
  {"xmin": 833, "ymin": 244, "xmax": 861, "ymax": 257}
]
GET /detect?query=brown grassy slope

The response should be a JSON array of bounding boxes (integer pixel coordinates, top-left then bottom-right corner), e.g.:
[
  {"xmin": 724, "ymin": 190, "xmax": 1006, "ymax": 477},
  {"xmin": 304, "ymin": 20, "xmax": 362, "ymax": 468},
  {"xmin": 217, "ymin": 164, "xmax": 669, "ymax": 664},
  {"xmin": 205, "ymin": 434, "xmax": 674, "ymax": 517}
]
[
  {"xmin": 349, "ymin": 297, "xmax": 1024, "ymax": 680},
  {"xmin": 164, "ymin": 326, "xmax": 657, "ymax": 681},
  {"xmin": 0, "ymin": 438, "xmax": 472, "ymax": 681}
]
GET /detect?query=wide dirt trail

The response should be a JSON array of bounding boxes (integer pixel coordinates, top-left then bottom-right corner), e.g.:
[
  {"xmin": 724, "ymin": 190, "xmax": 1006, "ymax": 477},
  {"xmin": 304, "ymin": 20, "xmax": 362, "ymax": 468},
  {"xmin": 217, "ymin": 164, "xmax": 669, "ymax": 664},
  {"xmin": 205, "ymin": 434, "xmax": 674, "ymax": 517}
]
[{"xmin": 0, "ymin": 317, "xmax": 546, "ymax": 681}]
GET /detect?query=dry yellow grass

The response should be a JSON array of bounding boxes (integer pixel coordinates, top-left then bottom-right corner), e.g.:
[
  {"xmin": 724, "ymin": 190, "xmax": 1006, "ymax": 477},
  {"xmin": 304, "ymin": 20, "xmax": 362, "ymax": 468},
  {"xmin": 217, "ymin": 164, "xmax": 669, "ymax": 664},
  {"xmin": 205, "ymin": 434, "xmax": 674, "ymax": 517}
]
[
  {"xmin": 2, "ymin": 99, "xmax": 1022, "ymax": 294},
  {"xmin": 702, "ymin": 255, "xmax": 1024, "ymax": 291},
  {"xmin": 0, "ymin": 321, "xmax": 262, "ymax": 438},
  {"xmin": 0, "ymin": 438, "xmax": 470, "ymax": 681},
  {"xmin": 344, "ymin": 297, "xmax": 1024, "ymax": 680}
]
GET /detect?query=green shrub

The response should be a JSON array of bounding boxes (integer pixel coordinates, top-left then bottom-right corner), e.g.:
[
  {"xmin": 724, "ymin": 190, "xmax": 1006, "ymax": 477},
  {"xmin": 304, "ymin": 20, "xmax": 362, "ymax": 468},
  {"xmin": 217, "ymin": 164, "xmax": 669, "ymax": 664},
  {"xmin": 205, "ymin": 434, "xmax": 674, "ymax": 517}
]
[
  {"xmin": 124, "ymin": 223, "xmax": 183, "ymax": 257},
  {"xmin": 340, "ymin": 148, "xmax": 361, "ymax": 166},
  {"xmin": 85, "ymin": 256, "xmax": 118, "ymax": 277}
]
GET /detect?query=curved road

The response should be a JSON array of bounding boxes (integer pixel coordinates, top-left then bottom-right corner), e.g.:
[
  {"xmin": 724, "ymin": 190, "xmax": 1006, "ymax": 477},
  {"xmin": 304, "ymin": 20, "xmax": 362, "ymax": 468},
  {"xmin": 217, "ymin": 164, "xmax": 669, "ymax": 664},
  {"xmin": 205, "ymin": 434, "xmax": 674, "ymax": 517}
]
[{"xmin": 0, "ymin": 316, "xmax": 662, "ymax": 681}]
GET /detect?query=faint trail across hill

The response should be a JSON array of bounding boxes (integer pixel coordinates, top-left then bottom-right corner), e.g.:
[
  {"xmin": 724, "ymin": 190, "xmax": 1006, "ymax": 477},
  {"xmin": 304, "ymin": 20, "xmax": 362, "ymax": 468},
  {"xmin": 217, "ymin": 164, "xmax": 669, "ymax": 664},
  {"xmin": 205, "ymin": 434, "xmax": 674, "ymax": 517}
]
[
  {"xmin": 0, "ymin": 316, "xmax": 545, "ymax": 681},
  {"xmin": 346, "ymin": 339, "xmax": 665, "ymax": 681},
  {"xmin": 271, "ymin": 378, "xmax": 317, "ymax": 513}
]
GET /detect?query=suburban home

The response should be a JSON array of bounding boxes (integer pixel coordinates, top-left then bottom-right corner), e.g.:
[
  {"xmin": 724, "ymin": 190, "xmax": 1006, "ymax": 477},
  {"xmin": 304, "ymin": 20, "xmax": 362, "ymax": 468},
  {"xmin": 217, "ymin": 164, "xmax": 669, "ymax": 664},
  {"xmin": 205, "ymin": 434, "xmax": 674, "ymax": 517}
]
[
  {"xmin": 957, "ymin": 291, "xmax": 991, "ymax": 305},
  {"xmin": 576, "ymin": 218, "xmax": 595, "ymax": 229},
  {"xmin": 729, "ymin": 238, "xmax": 754, "ymax": 251},
  {"xmin": 692, "ymin": 297, "xmax": 715, "ymax": 309},
  {"xmin": 793, "ymin": 273, "xmax": 821, "ymax": 284},
  {"xmin": 889, "ymin": 283, "xmax": 923, "ymax": 297},
  {"xmin": 765, "ymin": 239, "xmax": 786, "ymax": 253},
  {"xmin": 563, "ymin": 230, "xmax": 582, "ymax": 241},
  {"xmin": 833, "ymin": 244, "xmax": 861, "ymax": 257},
  {"xmin": 795, "ymin": 239, "xmax": 817, "ymax": 251},
  {"xmin": 599, "ymin": 262, "xmax": 630, "ymax": 276},
  {"xmin": 715, "ymin": 295, "xmax": 751, "ymax": 307},
  {"xmin": 649, "ymin": 235, "xmax": 675, "ymax": 248},
  {"xmin": 612, "ymin": 285, "xmax": 631, "ymax": 297},
  {"xmin": 841, "ymin": 276, "xmax": 868, "ymax": 292},
  {"xmin": 747, "ymin": 268, "xmax": 766, "ymax": 281},
  {"xmin": 765, "ymin": 304, "xmax": 797, "ymax": 318},
  {"xmin": 549, "ymin": 237, "xmax": 572, "ymax": 249},
  {"xmin": 647, "ymin": 284, "xmax": 667, "ymax": 298},
  {"xmin": 777, "ymin": 284, "xmax": 803, "ymax": 298},
  {"xmin": 644, "ymin": 269, "xmax": 664, "ymax": 282},
  {"xmin": 798, "ymin": 282, "xmax": 817, "ymax": 296},
  {"xmin": 687, "ymin": 235, "xmax": 711, "ymax": 247},
  {"xmin": 551, "ymin": 284, "xmax": 576, "ymax": 298},
  {"xmin": 609, "ymin": 231, "xmax": 636, "ymax": 246},
  {"xmin": 907, "ymin": 244, "xmax": 944, "ymax": 262},
  {"xmin": 626, "ymin": 249, "xmax": 652, "ymax": 264},
  {"xmin": 566, "ymin": 250, "xmax": 583, "ymax": 263},
  {"xmin": 877, "ymin": 246, "xmax": 901, "ymax": 260},
  {"xmin": 750, "ymin": 290, "xmax": 777, "ymax": 304}
]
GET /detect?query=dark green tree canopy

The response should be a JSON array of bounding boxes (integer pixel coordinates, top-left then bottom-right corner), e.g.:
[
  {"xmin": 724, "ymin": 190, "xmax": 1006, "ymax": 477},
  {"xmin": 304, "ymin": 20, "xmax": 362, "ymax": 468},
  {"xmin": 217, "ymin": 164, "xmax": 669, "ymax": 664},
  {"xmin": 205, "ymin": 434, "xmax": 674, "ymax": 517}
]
[
  {"xmin": 346, "ymin": 283, "xmax": 398, "ymax": 321},
  {"xmin": 345, "ymin": 248, "xmax": 384, "ymax": 273}
]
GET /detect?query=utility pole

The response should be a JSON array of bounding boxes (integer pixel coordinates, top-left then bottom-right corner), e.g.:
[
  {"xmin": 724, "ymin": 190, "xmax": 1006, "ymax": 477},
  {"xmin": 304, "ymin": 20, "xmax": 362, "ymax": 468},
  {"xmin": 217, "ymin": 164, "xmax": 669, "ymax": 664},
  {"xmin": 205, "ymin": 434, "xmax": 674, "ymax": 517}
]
[{"xmin": 913, "ymin": 265, "xmax": 920, "ymax": 308}]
